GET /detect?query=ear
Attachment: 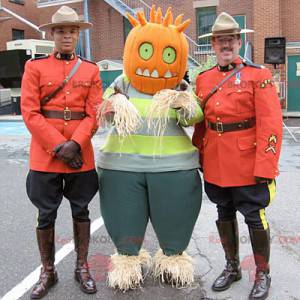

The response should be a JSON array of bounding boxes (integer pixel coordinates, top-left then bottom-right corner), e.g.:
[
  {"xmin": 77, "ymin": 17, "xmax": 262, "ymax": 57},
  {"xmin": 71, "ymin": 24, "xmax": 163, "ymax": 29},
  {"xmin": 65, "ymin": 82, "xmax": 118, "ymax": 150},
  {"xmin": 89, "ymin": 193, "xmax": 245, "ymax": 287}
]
[
  {"xmin": 238, "ymin": 38, "xmax": 243, "ymax": 49},
  {"xmin": 211, "ymin": 38, "xmax": 216, "ymax": 49}
]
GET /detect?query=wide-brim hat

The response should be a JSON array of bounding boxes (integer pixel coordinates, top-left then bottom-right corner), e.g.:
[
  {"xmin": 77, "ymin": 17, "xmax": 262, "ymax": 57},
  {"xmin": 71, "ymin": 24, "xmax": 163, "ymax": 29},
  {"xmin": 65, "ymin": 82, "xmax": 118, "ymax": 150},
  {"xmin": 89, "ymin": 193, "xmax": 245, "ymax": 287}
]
[
  {"xmin": 198, "ymin": 12, "xmax": 254, "ymax": 38},
  {"xmin": 39, "ymin": 5, "xmax": 92, "ymax": 31}
]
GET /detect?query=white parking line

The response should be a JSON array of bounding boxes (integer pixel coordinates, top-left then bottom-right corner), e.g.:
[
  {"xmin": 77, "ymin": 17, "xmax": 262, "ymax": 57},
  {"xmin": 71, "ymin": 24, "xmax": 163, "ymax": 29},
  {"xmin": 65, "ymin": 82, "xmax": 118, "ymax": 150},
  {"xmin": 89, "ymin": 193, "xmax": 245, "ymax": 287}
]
[{"xmin": 1, "ymin": 217, "xmax": 104, "ymax": 300}]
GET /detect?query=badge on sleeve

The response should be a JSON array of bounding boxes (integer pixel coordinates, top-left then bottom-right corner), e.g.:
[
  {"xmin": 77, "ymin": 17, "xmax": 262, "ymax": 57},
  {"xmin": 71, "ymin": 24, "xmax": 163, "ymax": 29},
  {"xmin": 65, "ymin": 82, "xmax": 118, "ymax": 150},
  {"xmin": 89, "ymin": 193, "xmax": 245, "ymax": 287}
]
[{"xmin": 265, "ymin": 134, "xmax": 277, "ymax": 154}]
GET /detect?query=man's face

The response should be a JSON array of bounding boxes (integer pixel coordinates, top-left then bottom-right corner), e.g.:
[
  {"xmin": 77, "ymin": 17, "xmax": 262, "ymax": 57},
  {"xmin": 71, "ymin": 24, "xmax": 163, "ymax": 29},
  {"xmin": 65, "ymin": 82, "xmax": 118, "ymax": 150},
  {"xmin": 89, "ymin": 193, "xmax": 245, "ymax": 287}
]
[
  {"xmin": 51, "ymin": 26, "xmax": 79, "ymax": 54},
  {"xmin": 212, "ymin": 35, "xmax": 242, "ymax": 66}
]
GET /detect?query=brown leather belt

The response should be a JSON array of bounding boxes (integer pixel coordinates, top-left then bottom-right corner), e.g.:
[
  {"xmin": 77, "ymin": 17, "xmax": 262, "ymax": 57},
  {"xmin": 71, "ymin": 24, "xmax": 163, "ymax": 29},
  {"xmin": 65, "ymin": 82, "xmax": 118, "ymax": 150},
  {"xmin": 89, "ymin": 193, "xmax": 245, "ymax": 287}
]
[
  {"xmin": 208, "ymin": 117, "xmax": 256, "ymax": 133},
  {"xmin": 41, "ymin": 109, "xmax": 86, "ymax": 121}
]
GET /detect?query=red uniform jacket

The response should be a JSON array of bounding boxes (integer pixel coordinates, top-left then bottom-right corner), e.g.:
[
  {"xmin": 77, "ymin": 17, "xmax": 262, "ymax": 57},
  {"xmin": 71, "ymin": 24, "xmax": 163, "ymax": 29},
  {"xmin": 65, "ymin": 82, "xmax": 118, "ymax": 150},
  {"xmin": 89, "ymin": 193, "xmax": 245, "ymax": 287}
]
[
  {"xmin": 21, "ymin": 53, "xmax": 102, "ymax": 173},
  {"xmin": 192, "ymin": 57, "xmax": 283, "ymax": 187}
]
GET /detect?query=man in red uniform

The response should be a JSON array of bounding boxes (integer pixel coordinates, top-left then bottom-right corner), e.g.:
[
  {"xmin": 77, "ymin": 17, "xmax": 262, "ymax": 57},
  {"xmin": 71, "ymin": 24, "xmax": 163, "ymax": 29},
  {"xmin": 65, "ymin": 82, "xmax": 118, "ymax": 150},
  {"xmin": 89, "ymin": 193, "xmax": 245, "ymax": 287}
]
[
  {"xmin": 193, "ymin": 12, "xmax": 282, "ymax": 300},
  {"xmin": 21, "ymin": 6, "xmax": 102, "ymax": 299}
]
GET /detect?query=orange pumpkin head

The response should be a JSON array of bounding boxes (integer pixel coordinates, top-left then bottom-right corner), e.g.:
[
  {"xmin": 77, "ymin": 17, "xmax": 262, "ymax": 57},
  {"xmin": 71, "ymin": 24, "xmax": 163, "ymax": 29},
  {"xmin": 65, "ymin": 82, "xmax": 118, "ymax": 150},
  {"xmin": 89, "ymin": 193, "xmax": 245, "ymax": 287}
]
[{"xmin": 124, "ymin": 6, "xmax": 191, "ymax": 95}]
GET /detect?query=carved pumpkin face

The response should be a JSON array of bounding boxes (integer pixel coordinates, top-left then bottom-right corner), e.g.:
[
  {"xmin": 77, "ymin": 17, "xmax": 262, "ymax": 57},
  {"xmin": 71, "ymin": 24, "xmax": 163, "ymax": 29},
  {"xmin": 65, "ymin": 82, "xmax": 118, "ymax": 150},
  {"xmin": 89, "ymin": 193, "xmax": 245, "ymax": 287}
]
[{"xmin": 124, "ymin": 6, "xmax": 190, "ymax": 95}]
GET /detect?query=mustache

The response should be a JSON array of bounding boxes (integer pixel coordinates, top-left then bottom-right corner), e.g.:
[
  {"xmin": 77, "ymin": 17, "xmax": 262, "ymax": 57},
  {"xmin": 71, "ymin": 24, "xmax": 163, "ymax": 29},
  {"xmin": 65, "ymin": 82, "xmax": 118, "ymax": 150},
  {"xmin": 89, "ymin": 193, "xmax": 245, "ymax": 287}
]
[{"xmin": 221, "ymin": 47, "xmax": 232, "ymax": 52}]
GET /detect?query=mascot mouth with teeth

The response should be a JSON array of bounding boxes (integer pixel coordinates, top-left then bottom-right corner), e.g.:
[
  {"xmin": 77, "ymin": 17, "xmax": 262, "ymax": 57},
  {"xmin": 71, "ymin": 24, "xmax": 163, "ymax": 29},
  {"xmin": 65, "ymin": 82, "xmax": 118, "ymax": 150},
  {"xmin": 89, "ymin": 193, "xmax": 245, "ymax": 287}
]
[
  {"xmin": 123, "ymin": 6, "xmax": 189, "ymax": 95},
  {"xmin": 97, "ymin": 6, "xmax": 204, "ymax": 291}
]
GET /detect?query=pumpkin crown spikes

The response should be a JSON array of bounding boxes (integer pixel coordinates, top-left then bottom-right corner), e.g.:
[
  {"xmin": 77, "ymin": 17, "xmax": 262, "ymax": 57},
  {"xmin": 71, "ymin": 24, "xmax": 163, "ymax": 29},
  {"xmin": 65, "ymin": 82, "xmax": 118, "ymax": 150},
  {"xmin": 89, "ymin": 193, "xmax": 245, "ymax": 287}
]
[{"xmin": 126, "ymin": 5, "xmax": 191, "ymax": 32}]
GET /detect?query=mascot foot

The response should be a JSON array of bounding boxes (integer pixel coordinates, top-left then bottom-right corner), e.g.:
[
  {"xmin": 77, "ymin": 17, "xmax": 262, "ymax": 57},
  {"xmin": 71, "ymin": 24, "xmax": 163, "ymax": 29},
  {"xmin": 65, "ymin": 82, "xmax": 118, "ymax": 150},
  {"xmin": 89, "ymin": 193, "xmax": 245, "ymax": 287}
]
[
  {"xmin": 152, "ymin": 249, "xmax": 194, "ymax": 288},
  {"xmin": 107, "ymin": 249, "xmax": 151, "ymax": 292}
]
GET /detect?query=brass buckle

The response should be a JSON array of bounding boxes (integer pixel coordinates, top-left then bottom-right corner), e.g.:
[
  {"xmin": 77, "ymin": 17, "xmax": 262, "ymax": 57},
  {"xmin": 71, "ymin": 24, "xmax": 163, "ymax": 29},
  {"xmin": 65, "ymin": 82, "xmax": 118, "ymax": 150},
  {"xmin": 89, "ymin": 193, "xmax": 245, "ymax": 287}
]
[
  {"xmin": 64, "ymin": 108, "xmax": 71, "ymax": 121},
  {"xmin": 216, "ymin": 122, "xmax": 224, "ymax": 133}
]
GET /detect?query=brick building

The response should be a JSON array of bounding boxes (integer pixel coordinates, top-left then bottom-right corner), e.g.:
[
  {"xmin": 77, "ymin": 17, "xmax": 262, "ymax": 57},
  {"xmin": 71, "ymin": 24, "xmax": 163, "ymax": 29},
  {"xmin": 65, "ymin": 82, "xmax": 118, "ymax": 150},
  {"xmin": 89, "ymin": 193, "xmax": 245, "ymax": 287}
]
[{"xmin": 0, "ymin": 0, "xmax": 299, "ymax": 112}]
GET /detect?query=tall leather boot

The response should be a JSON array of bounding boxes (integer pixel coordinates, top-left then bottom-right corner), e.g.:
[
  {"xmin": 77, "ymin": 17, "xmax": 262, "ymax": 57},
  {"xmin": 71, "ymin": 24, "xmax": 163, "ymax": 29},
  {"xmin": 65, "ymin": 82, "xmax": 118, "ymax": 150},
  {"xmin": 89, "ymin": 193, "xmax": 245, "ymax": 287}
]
[
  {"xmin": 248, "ymin": 227, "xmax": 271, "ymax": 300},
  {"xmin": 212, "ymin": 219, "xmax": 242, "ymax": 291},
  {"xmin": 73, "ymin": 220, "xmax": 97, "ymax": 294},
  {"xmin": 31, "ymin": 227, "xmax": 58, "ymax": 299}
]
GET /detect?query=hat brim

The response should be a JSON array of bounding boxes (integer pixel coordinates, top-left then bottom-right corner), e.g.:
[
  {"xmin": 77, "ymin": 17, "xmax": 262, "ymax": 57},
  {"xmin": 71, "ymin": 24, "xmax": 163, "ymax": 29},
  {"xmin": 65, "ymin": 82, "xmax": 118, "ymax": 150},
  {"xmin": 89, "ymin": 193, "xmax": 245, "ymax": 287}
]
[
  {"xmin": 198, "ymin": 29, "xmax": 254, "ymax": 39},
  {"xmin": 39, "ymin": 21, "xmax": 93, "ymax": 31}
]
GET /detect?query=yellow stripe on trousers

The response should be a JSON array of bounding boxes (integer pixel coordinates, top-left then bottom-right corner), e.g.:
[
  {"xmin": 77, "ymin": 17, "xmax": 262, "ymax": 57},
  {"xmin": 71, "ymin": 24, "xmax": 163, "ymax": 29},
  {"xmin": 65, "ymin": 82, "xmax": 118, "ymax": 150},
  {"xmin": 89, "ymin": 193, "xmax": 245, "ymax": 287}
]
[{"xmin": 259, "ymin": 180, "xmax": 276, "ymax": 230}]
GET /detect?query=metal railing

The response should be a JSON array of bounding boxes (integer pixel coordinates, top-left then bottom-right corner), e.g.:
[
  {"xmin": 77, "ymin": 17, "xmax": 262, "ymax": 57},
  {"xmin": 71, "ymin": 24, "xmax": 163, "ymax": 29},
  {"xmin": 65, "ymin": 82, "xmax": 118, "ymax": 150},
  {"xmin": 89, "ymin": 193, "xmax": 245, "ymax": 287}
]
[
  {"xmin": 106, "ymin": 0, "xmax": 214, "ymax": 65},
  {"xmin": 36, "ymin": 0, "xmax": 214, "ymax": 64},
  {"xmin": 278, "ymin": 81, "xmax": 286, "ymax": 100}
]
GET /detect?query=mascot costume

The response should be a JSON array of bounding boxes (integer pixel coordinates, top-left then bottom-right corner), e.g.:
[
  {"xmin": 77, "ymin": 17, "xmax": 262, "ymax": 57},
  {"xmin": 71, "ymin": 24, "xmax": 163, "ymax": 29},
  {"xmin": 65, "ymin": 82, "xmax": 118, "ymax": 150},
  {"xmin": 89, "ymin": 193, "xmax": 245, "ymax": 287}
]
[{"xmin": 97, "ymin": 6, "xmax": 203, "ymax": 291}]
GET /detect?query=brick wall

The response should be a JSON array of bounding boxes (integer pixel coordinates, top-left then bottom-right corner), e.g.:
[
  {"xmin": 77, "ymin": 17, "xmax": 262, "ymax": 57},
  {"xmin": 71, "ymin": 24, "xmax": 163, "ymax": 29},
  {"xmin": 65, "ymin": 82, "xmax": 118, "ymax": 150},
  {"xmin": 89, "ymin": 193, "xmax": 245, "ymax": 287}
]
[
  {"xmin": 89, "ymin": 0, "xmax": 124, "ymax": 62},
  {"xmin": 1, "ymin": 0, "xmax": 299, "ymax": 65},
  {"xmin": 0, "ymin": 0, "xmax": 40, "ymax": 51},
  {"xmin": 144, "ymin": 0, "xmax": 197, "ymax": 41},
  {"xmin": 88, "ymin": 0, "xmax": 197, "ymax": 62},
  {"xmin": 281, "ymin": 0, "xmax": 300, "ymax": 42},
  {"xmin": 252, "ymin": 0, "xmax": 281, "ymax": 65}
]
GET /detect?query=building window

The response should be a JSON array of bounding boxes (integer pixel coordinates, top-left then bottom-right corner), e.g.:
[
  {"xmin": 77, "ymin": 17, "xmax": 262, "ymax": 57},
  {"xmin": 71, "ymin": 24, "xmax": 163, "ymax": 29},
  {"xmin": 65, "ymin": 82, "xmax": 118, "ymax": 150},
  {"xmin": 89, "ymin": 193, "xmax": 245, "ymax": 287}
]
[
  {"xmin": 9, "ymin": 0, "xmax": 25, "ymax": 5},
  {"xmin": 12, "ymin": 29, "xmax": 24, "ymax": 40},
  {"xmin": 196, "ymin": 6, "xmax": 216, "ymax": 44}
]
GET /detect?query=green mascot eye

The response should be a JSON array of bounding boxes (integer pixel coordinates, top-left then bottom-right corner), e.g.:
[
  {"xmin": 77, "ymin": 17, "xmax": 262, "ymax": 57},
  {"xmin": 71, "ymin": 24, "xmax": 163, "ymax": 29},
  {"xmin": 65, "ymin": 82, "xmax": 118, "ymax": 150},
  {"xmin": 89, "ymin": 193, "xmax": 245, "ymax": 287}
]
[
  {"xmin": 163, "ymin": 47, "xmax": 176, "ymax": 64},
  {"xmin": 139, "ymin": 43, "xmax": 154, "ymax": 60}
]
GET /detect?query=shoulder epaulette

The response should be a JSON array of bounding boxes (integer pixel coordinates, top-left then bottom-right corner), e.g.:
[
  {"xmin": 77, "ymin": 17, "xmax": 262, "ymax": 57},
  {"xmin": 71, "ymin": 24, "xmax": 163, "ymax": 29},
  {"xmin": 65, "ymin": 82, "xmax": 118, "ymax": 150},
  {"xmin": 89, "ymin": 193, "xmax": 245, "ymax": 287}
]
[
  {"xmin": 242, "ymin": 58, "xmax": 265, "ymax": 69},
  {"xmin": 78, "ymin": 56, "xmax": 97, "ymax": 65},
  {"xmin": 30, "ymin": 54, "xmax": 49, "ymax": 61},
  {"xmin": 198, "ymin": 65, "xmax": 217, "ymax": 75}
]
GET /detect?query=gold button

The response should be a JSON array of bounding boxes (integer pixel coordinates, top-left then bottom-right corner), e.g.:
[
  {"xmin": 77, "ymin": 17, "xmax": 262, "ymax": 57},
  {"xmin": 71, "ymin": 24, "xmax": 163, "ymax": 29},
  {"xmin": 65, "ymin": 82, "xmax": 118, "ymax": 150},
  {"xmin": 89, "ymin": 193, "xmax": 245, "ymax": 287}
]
[
  {"xmin": 219, "ymin": 87, "xmax": 222, "ymax": 91},
  {"xmin": 65, "ymin": 106, "xmax": 69, "ymax": 109},
  {"xmin": 237, "ymin": 89, "xmax": 241, "ymax": 93},
  {"xmin": 254, "ymin": 142, "xmax": 257, "ymax": 146},
  {"xmin": 216, "ymin": 102, "xmax": 220, "ymax": 106},
  {"xmin": 217, "ymin": 117, "xmax": 220, "ymax": 121},
  {"xmin": 64, "ymin": 122, "xmax": 68, "ymax": 126},
  {"xmin": 66, "ymin": 61, "xmax": 69, "ymax": 65},
  {"xmin": 66, "ymin": 91, "xmax": 70, "ymax": 95},
  {"xmin": 218, "ymin": 133, "xmax": 221, "ymax": 137},
  {"xmin": 48, "ymin": 82, "xmax": 52, "ymax": 86},
  {"xmin": 223, "ymin": 73, "xmax": 226, "ymax": 76}
]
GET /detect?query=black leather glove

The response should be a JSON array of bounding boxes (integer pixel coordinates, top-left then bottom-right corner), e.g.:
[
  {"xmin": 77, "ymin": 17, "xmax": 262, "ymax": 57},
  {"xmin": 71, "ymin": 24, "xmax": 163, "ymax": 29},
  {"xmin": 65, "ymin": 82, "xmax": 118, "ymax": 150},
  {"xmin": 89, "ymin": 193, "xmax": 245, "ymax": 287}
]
[
  {"xmin": 179, "ymin": 82, "xmax": 188, "ymax": 91},
  {"xmin": 67, "ymin": 152, "xmax": 83, "ymax": 169},
  {"xmin": 54, "ymin": 140, "xmax": 81, "ymax": 164},
  {"xmin": 255, "ymin": 176, "xmax": 273, "ymax": 184}
]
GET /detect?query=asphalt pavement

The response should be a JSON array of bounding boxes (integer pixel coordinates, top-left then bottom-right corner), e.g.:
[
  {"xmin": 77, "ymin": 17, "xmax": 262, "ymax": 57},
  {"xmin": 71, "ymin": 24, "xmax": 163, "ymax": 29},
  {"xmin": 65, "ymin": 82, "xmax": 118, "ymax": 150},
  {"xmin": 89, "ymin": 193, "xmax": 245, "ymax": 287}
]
[{"xmin": 0, "ymin": 122, "xmax": 299, "ymax": 300}]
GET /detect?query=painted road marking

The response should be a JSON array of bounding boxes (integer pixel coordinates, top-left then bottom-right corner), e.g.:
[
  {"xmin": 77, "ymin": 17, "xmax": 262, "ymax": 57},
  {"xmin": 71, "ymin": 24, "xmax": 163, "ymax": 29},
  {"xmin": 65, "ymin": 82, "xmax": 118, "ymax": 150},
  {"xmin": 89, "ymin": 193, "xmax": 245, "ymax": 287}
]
[{"xmin": 1, "ymin": 217, "xmax": 104, "ymax": 300}]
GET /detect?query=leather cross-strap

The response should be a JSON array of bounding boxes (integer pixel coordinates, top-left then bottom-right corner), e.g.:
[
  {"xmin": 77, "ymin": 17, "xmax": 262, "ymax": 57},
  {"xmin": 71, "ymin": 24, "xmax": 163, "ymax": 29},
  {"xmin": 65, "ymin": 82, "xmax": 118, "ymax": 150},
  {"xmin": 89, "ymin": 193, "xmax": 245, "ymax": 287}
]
[
  {"xmin": 208, "ymin": 117, "xmax": 256, "ymax": 133},
  {"xmin": 41, "ymin": 109, "xmax": 86, "ymax": 121},
  {"xmin": 201, "ymin": 63, "xmax": 245, "ymax": 110}
]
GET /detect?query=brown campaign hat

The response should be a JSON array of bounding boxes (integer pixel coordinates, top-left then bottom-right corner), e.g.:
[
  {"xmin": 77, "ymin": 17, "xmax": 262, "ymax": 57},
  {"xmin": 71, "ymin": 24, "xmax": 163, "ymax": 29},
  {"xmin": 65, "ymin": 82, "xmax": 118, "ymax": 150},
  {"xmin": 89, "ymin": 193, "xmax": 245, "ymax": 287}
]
[
  {"xmin": 39, "ymin": 5, "xmax": 92, "ymax": 31},
  {"xmin": 199, "ymin": 12, "xmax": 253, "ymax": 38}
]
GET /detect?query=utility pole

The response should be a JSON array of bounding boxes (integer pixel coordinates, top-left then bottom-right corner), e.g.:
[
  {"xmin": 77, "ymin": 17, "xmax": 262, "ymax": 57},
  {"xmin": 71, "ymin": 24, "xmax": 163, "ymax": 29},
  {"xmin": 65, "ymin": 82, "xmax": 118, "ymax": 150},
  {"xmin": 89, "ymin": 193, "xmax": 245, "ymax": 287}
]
[{"xmin": 83, "ymin": 0, "xmax": 91, "ymax": 60}]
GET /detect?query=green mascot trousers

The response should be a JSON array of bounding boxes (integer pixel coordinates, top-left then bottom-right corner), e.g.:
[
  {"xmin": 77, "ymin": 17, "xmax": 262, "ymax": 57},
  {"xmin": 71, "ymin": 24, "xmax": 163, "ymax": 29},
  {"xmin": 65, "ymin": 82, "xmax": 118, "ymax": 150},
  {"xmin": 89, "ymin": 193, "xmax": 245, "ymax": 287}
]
[{"xmin": 98, "ymin": 168, "xmax": 202, "ymax": 256}]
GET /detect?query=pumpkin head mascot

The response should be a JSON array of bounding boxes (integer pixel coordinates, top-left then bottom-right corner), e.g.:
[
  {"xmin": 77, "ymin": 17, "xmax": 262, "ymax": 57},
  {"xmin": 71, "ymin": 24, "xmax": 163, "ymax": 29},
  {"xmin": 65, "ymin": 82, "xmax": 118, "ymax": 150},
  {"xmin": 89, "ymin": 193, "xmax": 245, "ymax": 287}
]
[{"xmin": 97, "ymin": 6, "xmax": 204, "ymax": 291}]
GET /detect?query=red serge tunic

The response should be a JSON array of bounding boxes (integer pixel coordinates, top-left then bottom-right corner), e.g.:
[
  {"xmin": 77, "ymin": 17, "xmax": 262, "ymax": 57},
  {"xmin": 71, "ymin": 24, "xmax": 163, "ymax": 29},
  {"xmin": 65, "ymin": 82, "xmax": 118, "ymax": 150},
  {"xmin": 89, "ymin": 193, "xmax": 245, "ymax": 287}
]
[{"xmin": 193, "ymin": 57, "xmax": 283, "ymax": 187}]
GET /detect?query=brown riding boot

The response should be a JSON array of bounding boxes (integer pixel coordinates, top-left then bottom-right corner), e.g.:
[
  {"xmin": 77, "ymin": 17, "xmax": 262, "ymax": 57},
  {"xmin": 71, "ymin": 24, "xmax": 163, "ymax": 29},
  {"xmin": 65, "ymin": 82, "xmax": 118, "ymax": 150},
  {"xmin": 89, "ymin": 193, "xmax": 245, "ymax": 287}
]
[
  {"xmin": 248, "ymin": 227, "xmax": 271, "ymax": 300},
  {"xmin": 73, "ymin": 220, "xmax": 97, "ymax": 294},
  {"xmin": 212, "ymin": 219, "xmax": 242, "ymax": 291},
  {"xmin": 31, "ymin": 227, "xmax": 58, "ymax": 299}
]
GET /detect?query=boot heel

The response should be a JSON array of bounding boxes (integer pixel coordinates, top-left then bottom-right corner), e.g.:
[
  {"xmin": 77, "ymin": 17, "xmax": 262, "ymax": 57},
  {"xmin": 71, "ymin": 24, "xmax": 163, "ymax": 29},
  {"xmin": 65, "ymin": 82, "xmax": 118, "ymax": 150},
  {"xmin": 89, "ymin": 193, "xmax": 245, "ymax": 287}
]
[{"xmin": 235, "ymin": 270, "xmax": 242, "ymax": 281}]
